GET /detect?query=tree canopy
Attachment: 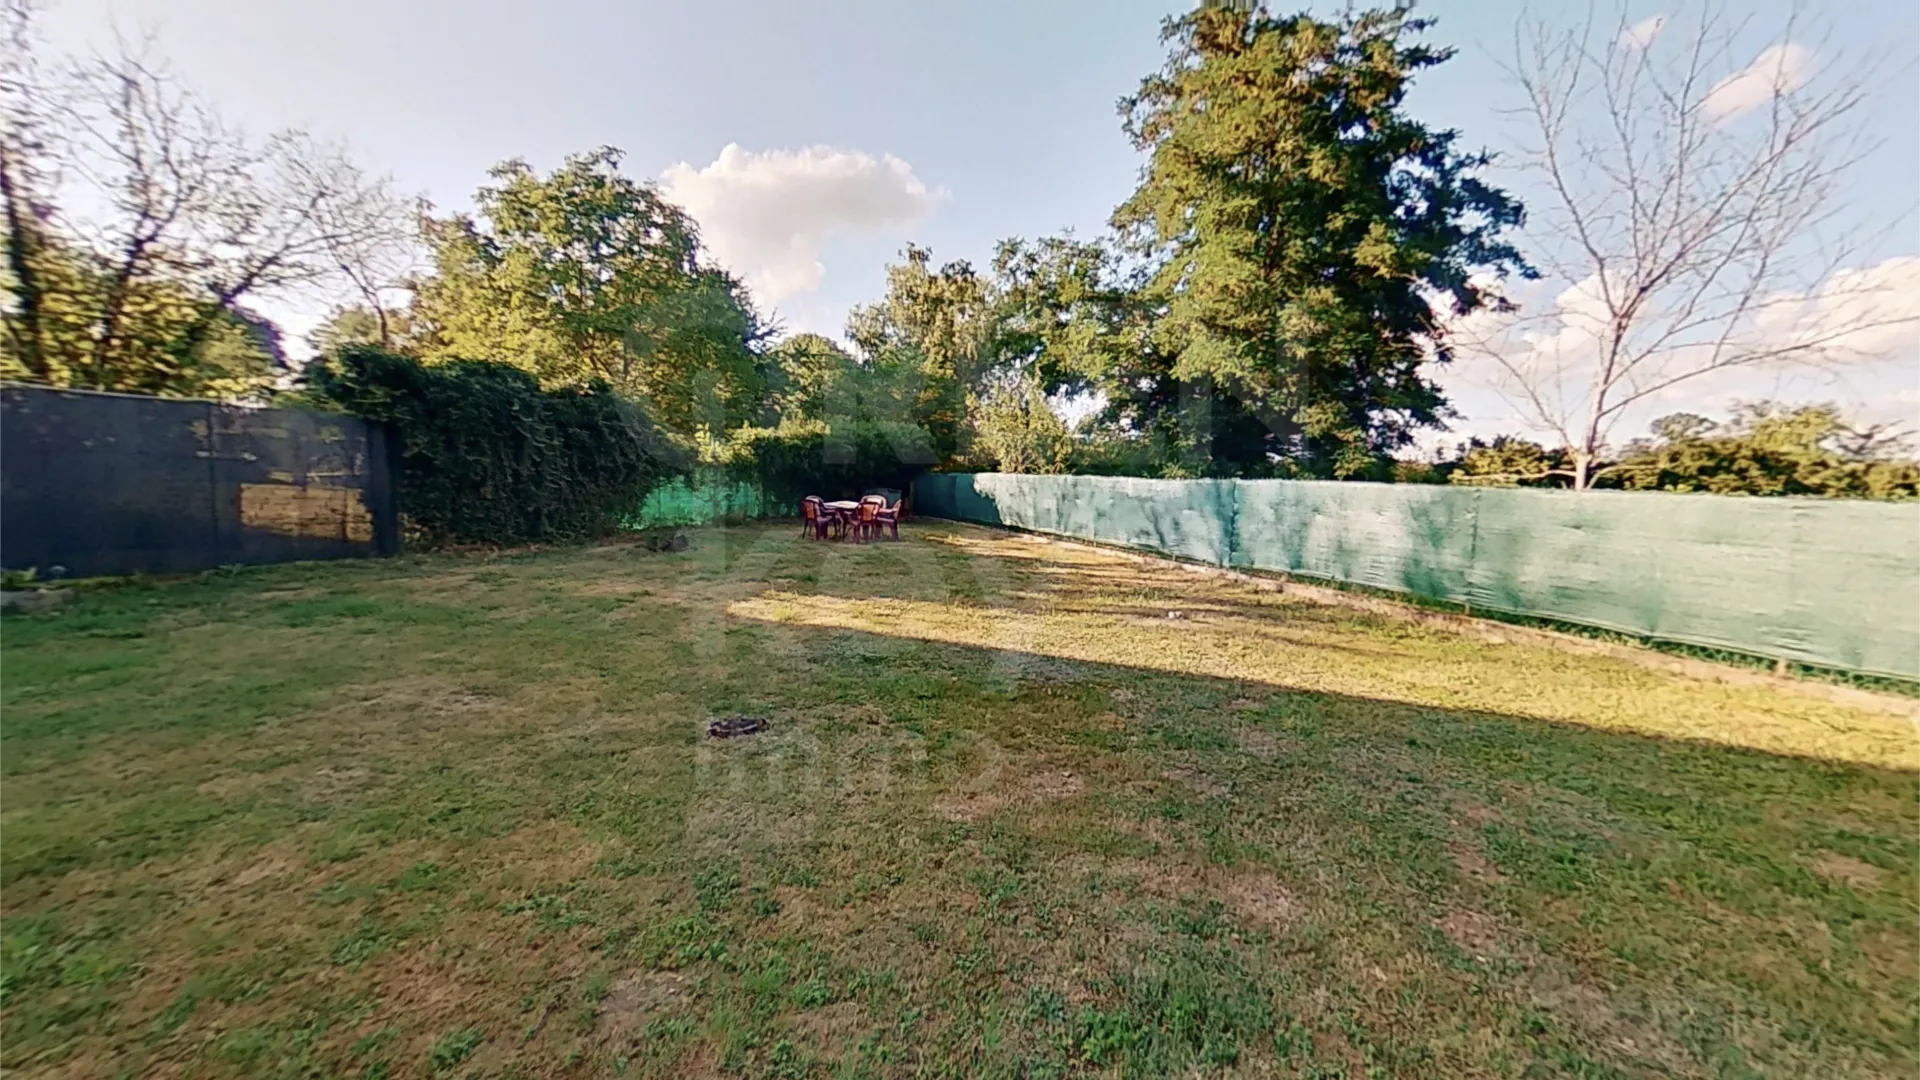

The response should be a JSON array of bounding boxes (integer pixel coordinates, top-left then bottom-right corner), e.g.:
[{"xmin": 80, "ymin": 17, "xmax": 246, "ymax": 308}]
[
  {"xmin": 11, "ymin": 2, "xmax": 1901, "ymax": 502},
  {"xmin": 1612, "ymin": 405, "xmax": 1919, "ymax": 499},
  {"xmin": 1439, "ymin": 404, "xmax": 1919, "ymax": 499},
  {"xmin": 843, "ymin": 245, "xmax": 996, "ymax": 463},
  {"xmin": 411, "ymin": 148, "xmax": 770, "ymax": 433},
  {"xmin": 2, "ymin": 15, "xmax": 402, "ymax": 399},
  {"xmin": 1110, "ymin": 4, "xmax": 1529, "ymax": 477}
]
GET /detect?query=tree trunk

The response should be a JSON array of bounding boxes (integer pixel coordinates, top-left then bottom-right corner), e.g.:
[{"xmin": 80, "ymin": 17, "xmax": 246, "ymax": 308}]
[{"xmin": 1572, "ymin": 403, "xmax": 1608, "ymax": 491}]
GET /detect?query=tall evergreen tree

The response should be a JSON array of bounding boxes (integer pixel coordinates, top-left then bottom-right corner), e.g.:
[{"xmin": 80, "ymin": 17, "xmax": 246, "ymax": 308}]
[{"xmin": 1113, "ymin": 4, "xmax": 1529, "ymax": 476}]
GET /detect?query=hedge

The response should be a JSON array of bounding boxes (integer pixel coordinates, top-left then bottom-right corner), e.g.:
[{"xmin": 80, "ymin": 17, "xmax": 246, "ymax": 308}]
[
  {"xmin": 303, "ymin": 347, "xmax": 687, "ymax": 544},
  {"xmin": 716, "ymin": 420, "xmax": 934, "ymax": 510}
]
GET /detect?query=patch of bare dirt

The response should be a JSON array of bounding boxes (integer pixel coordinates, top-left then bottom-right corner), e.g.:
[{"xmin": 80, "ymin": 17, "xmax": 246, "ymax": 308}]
[
  {"xmin": 1091, "ymin": 857, "xmax": 1299, "ymax": 931},
  {"xmin": 195, "ymin": 766, "xmax": 294, "ymax": 799},
  {"xmin": 933, "ymin": 790, "xmax": 1007, "ymax": 822},
  {"xmin": 1110, "ymin": 815, "xmax": 1184, "ymax": 848},
  {"xmin": 1027, "ymin": 768, "xmax": 1083, "ymax": 799},
  {"xmin": 1236, "ymin": 729, "xmax": 1285, "ymax": 759},
  {"xmin": 1808, "ymin": 850, "xmax": 1884, "ymax": 890},
  {"xmin": 787, "ymin": 1000, "xmax": 868, "ymax": 1051},
  {"xmin": 596, "ymin": 971, "xmax": 691, "ymax": 1047},
  {"xmin": 576, "ymin": 579, "xmax": 655, "ymax": 598},
  {"xmin": 327, "ymin": 677, "xmax": 502, "ymax": 731},
  {"xmin": 1436, "ymin": 909, "xmax": 1504, "ymax": 957},
  {"xmin": 393, "ymin": 571, "xmax": 485, "ymax": 601},
  {"xmin": 1450, "ymin": 798, "xmax": 1502, "ymax": 827},
  {"xmin": 254, "ymin": 586, "xmax": 324, "ymax": 601},
  {"xmin": 684, "ymin": 794, "xmax": 819, "ymax": 855},
  {"xmin": 311, "ymin": 764, "xmax": 374, "ymax": 795},
  {"xmin": 1449, "ymin": 840, "xmax": 1505, "ymax": 884},
  {"xmin": 935, "ymin": 766, "xmax": 1084, "ymax": 822},
  {"xmin": 1527, "ymin": 964, "xmax": 1689, "ymax": 1072},
  {"xmin": 1162, "ymin": 766, "xmax": 1229, "ymax": 799},
  {"xmin": 229, "ymin": 853, "xmax": 297, "ymax": 888},
  {"xmin": 478, "ymin": 819, "xmax": 604, "ymax": 885},
  {"xmin": 1309, "ymin": 1026, "xmax": 1369, "ymax": 1078},
  {"xmin": 1219, "ymin": 874, "xmax": 1297, "ymax": 927},
  {"xmin": 1425, "ymin": 904, "xmax": 1688, "ymax": 1070},
  {"xmin": 839, "ymin": 703, "xmax": 890, "ymax": 726}
]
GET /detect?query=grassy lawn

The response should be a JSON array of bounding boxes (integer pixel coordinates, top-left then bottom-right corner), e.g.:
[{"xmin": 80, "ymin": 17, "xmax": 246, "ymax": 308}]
[{"xmin": 3, "ymin": 522, "xmax": 1915, "ymax": 1079}]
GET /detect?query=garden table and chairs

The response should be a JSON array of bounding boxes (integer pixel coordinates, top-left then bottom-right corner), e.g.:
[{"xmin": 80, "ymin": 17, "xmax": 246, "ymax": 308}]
[{"xmin": 800, "ymin": 494, "xmax": 905, "ymax": 542}]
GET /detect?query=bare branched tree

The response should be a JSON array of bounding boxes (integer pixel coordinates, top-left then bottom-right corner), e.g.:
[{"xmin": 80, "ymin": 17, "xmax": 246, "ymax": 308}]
[
  {"xmin": 60, "ymin": 43, "xmax": 414, "ymax": 368},
  {"xmin": 317, "ymin": 191, "xmax": 426, "ymax": 349},
  {"xmin": 2, "ymin": 6, "xmax": 416, "ymax": 391},
  {"xmin": 1458, "ymin": 2, "xmax": 1914, "ymax": 488}
]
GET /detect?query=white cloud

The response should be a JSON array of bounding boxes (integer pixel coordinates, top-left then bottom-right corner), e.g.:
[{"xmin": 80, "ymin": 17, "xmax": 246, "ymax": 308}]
[
  {"xmin": 1617, "ymin": 15, "xmax": 1667, "ymax": 51},
  {"xmin": 1702, "ymin": 42, "xmax": 1814, "ymax": 123},
  {"xmin": 1443, "ymin": 257, "xmax": 1920, "ymax": 446},
  {"xmin": 1749, "ymin": 256, "xmax": 1920, "ymax": 362},
  {"xmin": 659, "ymin": 144, "xmax": 944, "ymax": 307}
]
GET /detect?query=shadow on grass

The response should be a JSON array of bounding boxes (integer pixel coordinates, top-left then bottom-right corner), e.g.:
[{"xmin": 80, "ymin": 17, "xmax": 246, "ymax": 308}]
[{"xmin": 2, "ymin": 523, "xmax": 1915, "ymax": 1078}]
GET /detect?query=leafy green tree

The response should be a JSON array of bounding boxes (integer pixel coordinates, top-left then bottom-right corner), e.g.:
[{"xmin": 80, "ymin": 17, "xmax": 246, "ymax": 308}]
[
  {"xmin": 2, "ymin": 6, "xmax": 404, "ymax": 400},
  {"xmin": 1612, "ymin": 405, "xmax": 1919, "ymax": 499},
  {"xmin": 762, "ymin": 332, "xmax": 855, "ymax": 423},
  {"xmin": 1446, "ymin": 436, "xmax": 1572, "ymax": 487},
  {"xmin": 307, "ymin": 304, "xmax": 420, "ymax": 358},
  {"xmin": 987, "ymin": 235, "xmax": 1127, "ymax": 398},
  {"xmin": 1112, "ymin": 4, "xmax": 1528, "ymax": 477},
  {"xmin": 1, "ymin": 232, "xmax": 285, "ymax": 398},
  {"xmin": 844, "ymin": 245, "xmax": 994, "ymax": 463},
  {"xmin": 989, "ymin": 234, "xmax": 1242, "ymax": 477},
  {"xmin": 970, "ymin": 371, "xmax": 1076, "ymax": 474},
  {"xmin": 412, "ymin": 147, "xmax": 770, "ymax": 434}
]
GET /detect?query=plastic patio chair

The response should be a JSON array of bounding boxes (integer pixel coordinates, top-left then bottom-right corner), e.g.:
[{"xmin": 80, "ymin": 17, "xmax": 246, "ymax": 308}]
[
  {"xmin": 853, "ymin": 498, "xmax": 882, "ymax": 543},
  {"xmin": 801, "ymin": 496, "xmax": 830, "ymax": 540},
  {"xmin": 872, "ymin": 497, "xmax": 902, "ymax": 541}
]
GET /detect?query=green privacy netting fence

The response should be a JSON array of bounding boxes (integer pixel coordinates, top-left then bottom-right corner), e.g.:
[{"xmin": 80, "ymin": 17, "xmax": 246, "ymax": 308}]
[
  {"xmin": 624, "ymin": 476, "xmax": 768, "ymax": 529},
  {"xmin": 913, "ymin": 473, "xmax": 1920, "ymax": 680}
]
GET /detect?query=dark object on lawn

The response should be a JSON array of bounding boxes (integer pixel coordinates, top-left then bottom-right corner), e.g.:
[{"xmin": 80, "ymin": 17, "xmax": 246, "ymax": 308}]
[
  {"xmin": 639, "ymin": 531, "xmax": 689, "ymax": 552},
  {"xmin": 707, "ymin": 715, "xmax": 769, "ymax": 738}
]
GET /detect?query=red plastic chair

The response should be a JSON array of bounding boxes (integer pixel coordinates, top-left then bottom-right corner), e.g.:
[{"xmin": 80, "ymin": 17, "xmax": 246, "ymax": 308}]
[
  {"xmin": 800, "ymin": 496, "xmax": 830, "ymax": 540},
  {"xmin": 852, "ymin": 498, "xmax": 882, "ymax": 543},
  {"xmin": 872, "ymin": 498, "xmax": 902, "ymax": 541}
]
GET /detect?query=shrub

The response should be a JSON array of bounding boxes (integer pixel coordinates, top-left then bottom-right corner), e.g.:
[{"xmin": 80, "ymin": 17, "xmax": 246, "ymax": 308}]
[
  {"xmin": 302, "ymin": 347, "xmax": 687, "ymax": 544},
  {"xmin": 716, "ymin": 419, "xmax": 934, "ymax": 508},
  {"xmin": 1610, "ymin": 406, "xmax": 1920, "ymax": 498}
]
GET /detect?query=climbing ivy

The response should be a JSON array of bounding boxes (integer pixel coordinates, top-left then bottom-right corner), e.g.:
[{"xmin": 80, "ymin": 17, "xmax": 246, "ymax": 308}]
[{"xmin": 302, "ymin": 347, "xmax": 686, "ymax": 544}]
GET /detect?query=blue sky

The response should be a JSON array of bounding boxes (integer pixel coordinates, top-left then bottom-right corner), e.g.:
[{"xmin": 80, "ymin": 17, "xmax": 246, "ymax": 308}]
[{"xmin": 37, "ymin": 0, "xmax": 1920, "ymax": 444}]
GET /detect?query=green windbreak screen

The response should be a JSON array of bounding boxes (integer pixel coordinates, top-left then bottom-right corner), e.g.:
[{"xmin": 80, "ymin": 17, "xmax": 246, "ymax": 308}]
[
  {"xmin": 914, "ymin": 473, "xmax": 1920, "ymax": 679},
  {"xmin": 624, "ymin": 476, "xmax": 767, "ymax": 529},
  {"xmin": 938, "ymin": 473, "xmax": 1236, "ymax": 565}
]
